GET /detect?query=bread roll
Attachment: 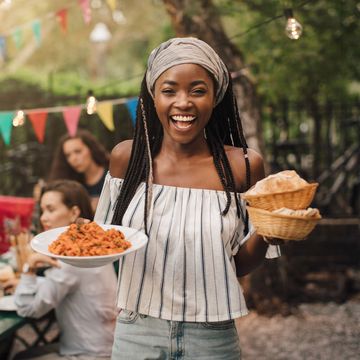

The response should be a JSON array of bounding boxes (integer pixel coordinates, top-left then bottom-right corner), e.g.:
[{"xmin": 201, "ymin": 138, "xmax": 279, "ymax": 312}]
[
  {"xmin": 0, "ymin": 265, "xmax": 15, "ymax": 282},
  {"xmin": 246, "ymin": 170, "xmax": 308, "ymax": 195},
  {"xmin": 272, "ymin": 207, "xmax": 320, "ymax": 218}
]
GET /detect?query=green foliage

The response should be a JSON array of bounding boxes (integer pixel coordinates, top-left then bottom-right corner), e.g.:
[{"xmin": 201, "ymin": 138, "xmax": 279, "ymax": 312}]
[{"xmin": 218, "ymin": 0, "xmax": 360, "ymax": 102}]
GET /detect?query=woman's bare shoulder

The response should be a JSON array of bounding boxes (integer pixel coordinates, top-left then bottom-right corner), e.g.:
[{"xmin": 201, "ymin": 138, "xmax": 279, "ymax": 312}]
[
  {"xmin": 225, "ymin": 146, "xmax": 265, "ymax": 190},
  {"xmin": 109, "ymin": 140, "xmax": 133, "ymax": 178}
]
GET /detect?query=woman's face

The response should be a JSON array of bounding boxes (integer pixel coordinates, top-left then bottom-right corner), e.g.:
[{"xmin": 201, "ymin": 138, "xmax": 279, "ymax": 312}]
[
  {"xmin": 63, "ymin": 138, "xmax": 93, "ymax": 174},
  {"xmin": 153, "ymin": 63, "xmax": 215, "ymax": 146},
  {"xmin": 40, "ymin": 191, "xmax": 79, "ymax": 231}
]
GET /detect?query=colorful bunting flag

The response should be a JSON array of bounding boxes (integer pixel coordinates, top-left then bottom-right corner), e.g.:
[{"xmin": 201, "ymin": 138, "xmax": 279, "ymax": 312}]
[
  {"xmin": 125, "ymin": 97, "xmax": 138, "ymax": 126},
  {"xmin": 63, "ymin": 106, "xmax": 82, "ymax": 136},
  {"xmin": 97, "ymin": 102, "xmax": 114, "ymax": 131},
  {"xmin": 12, "ymin": 28, "xmax": 23, "ymax": 49},
  {"xmin": 2, "ymin": 97, "xmax": 138, "ymax": 145},
  {"xmin": 106, "ymin": 0, "xmax": 117, "ymax": 11},
  {"xmin": 0, "ymin": 112, "xmax": 14, "ymax": 145},
  {"xmin": 0, "ymin": 37, "xmax": 7, "ymax": 60},
  {"xmin": 56, "ymin": 9, "xmax": 68, "ymax": 34},
  {"xmin": 32, "ymin": 20, "xmax": 42, "ymax": 46},
  {"xmin": 78, "ymin": 0, "xmax": 91, "ymax": 24},
  {"xmin": 28, "ymin": 112, "xmax": 48, "ymax": 143}
]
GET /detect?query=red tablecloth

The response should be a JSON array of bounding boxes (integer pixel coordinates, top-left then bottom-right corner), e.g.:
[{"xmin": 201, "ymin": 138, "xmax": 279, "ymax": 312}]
[{"xmin": 0, "ymin": 196, "xmax": 35, "ymax": 254}]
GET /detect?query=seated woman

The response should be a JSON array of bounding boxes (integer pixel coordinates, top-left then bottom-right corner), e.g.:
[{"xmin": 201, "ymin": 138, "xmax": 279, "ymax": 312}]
[
  {"xmin": 13, "ymin": 180, "xmax": 117, "ymax": 360},
  {"xmin": 48, "ymin": 130, "xmax": 110, "ymax": 211}
]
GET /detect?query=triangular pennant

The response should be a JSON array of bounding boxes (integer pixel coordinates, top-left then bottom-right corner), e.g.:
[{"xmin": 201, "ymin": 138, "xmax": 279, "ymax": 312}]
[
  {"xmin": 0, "ymin": 36, "xmax": 7, "ymax": 60},
  {"xmin": 0, "ymin": 112, "xmax": 14, "ymax": 145},
  {"xmin": 97, "ymin": 102, "xmax": 114, "ymax": 131},
  {"xmin": 78, "ymin": 0, "xmax": 91, "ymax": 24},
  {"xmin": 28, "ymin": 112, "xmax": 48, "ymax": 143},
  {"xmin": 12, "ymin": 28, "xmax": 23, "ymax": 49},
  {"xmin": 63, "ymin": 106, "xmax": 82, "ymax": 136},
  {"xmin": 125, "ymin": 97, "xmax": 138, "ymax": 126},
  {"xmin": 32, "ymin": 20, "xmax": 42, "ymax": 46},
  {"xmin": 106, "ymin": 0, "xmax": 116, "ymax": 11},
  {"xmin": 56, "ymin": 9, "xmax": 68, "ymax": 34}
]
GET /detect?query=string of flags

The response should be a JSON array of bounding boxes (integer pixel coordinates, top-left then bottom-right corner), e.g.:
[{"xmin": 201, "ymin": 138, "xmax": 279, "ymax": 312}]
[
  {"xmin": 0, "ymin": 0, "xmax": 118, "ymax": 60},
  {"xmin": 0, "ymin": 95, "xmax": 138, "ymax": 146}
]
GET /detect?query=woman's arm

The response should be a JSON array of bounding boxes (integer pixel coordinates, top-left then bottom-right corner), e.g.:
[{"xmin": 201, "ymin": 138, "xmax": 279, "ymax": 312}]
[
  {"xmin": 232, "ymin": 148, "xmax": 270, "ymax": 276},
  {"xmin": 15, "ymin": 263, "xmax": 78, "ymax": 319}
]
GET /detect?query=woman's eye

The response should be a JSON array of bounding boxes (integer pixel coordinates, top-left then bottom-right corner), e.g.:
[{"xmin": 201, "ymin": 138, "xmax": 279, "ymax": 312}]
[
  {"xmin": 161, "ymin": 89, "xmax": 175, "ymax": 95},
  {"xmin": 192, "ymin": 88, "xmax": 206, "ymax": 95}
]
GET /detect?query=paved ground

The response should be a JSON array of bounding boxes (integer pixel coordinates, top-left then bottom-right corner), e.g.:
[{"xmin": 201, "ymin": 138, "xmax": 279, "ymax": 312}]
[
  {"xmin": 236, "ymin": 296, "xmax": 360, "ymax": 360},
  {"xmin": 8, "ymin": 297, "xmax": 360, "ymax": 359}
]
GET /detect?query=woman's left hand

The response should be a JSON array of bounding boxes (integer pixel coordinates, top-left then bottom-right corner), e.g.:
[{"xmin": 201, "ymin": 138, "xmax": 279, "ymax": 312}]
[{"xmin": 263, "ymin": 236, "xmax": 289, "ymax": 246}]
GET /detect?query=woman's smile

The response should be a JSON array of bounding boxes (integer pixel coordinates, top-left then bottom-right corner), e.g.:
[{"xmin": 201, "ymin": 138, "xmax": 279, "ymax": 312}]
[{"xmin": 170, "ymin": 114, "xmax": 197, "ymax": 130}]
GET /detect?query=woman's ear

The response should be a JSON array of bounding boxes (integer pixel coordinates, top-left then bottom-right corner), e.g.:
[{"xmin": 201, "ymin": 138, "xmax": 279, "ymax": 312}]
[{"xmin": 70, "ymin": 206, "xmax": 81, "ymax": 223}]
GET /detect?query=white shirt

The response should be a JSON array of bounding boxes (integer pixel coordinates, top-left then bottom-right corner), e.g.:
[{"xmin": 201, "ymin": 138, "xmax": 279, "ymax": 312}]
[
  {"xmin": 95, "ymin": 174, "xmax": 280, "ymax": 322},
  {"xmin": 15, "ymin": 263, "xmax": 117, "ymax": 357}
]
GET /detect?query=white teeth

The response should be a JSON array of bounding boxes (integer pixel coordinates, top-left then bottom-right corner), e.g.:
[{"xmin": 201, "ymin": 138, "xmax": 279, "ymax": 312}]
[
  {"xmin": 171, "ymin": 115, "xmax": 196, "ymax": 122},
  {"xmin": 176, "ymin": 122, "xmax": 192, "ymax": 129}
]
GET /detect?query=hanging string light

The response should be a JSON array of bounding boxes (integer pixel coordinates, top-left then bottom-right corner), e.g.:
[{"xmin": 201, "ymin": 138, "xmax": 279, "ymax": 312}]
[
  {"xmin": 12, "ymin": 110, "xmax": 25, "ymax": 127},
  {"xmin": 86, "ymin": 90, "xmax": 97, "ymax": 115},
  {"xmin": 284, "ymin": 8, "xmax": 303, "ymax": 40}
]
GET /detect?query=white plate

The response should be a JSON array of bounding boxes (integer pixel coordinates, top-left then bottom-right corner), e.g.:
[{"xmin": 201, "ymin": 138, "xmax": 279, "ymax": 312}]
[
  {"xmin": 0, "ymin": 295, "xmax": 17, "ymax": 311},
  {"xmin": 30, "ymin": 224, "xmax": 148, "ymax": 268}
]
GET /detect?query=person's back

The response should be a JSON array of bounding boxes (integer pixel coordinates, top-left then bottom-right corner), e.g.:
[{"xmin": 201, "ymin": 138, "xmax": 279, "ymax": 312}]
[{"xmin": 39, "ymin": 264, "xmax": 116, "ymax": 356}]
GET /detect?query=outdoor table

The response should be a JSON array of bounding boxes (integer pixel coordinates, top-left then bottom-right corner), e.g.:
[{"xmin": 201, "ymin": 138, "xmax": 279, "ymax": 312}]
[
  {"xmin": 0, "ymin": 310, "xmax": 27, "ymax": 342},
  {"xmin": 0, "ymin": 309, "xmax": 58, "ymax": 355}
]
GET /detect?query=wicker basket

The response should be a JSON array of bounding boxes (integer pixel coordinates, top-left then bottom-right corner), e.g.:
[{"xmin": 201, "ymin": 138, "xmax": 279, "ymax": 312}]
[
  {"xmin": 247, "ymin": 206, "xmax": 321, "ymax": 241},
  {"xmin": 241, "ymin": 183, "xmax": 318, "ymax": 211}
]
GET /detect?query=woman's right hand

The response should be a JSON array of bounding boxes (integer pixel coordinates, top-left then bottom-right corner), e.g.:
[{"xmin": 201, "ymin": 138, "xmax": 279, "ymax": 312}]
[
  {"xmin": 75, "ymin": 218, "xmax": 91, "ymax": 225},
  {"xmin": 27, "ymin": 253, "xmax": 60, "ymax": 273}
]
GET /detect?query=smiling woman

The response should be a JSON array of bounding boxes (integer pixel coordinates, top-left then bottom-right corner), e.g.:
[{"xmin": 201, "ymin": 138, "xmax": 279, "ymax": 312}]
[{"xmin": 95, "ymin": 37, "xmax": 281, "ymax": 360}]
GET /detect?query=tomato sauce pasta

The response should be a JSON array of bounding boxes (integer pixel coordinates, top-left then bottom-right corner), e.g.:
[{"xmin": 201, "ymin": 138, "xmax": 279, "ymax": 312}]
[{"xmin": 48, "ymin": 222, "xmax": 131, "ymax": 256}]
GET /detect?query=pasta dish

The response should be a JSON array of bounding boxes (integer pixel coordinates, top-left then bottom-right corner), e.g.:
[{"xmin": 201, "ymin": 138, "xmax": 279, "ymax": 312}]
[{"xmin": 48, "ymin": 222, "xmax": 131, "ymax": 256}]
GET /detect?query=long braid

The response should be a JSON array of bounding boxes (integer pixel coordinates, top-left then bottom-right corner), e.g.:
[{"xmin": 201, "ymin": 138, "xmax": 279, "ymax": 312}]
[
  {"xmin": 205, "ymin": 74, "xmax": 251, "ymax": 233},
  {"xmin": 140, "ymin": 98, "xmax": 154, "ymax": 235}
]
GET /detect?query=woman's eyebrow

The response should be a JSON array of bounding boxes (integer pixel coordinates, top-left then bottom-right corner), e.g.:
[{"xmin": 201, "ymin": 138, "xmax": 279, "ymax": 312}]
[
  {"xmin": 161, "ymin": 80, "xmax": 208, "ymax": 86},
  {"xmin": 161, "ymin": 80, "xmax": 178, "ymax": 86},
  {"xmin": 190, "ymin": 80, "xmax": 208, "ymax": 87}
]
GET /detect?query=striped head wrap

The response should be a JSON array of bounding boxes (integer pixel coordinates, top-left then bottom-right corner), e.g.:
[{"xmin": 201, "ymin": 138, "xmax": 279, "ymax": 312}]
[{"xmin": 146, "ymin": 37, "xmax": 229, "ymax": 106}]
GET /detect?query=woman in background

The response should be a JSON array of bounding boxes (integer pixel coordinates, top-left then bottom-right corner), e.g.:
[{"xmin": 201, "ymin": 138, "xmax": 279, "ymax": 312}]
[
  {"xmin": 14, "ymin": 180, "xmax": 117, "ymax": 360},
  {"xmin": 48, "ymin": 130, "xmax": 109, "ymax": 211}
]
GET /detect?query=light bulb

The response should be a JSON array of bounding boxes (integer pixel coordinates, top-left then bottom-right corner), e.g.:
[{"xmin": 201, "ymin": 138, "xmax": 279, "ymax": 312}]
[
  {"xmin": 86, "ymin": 95, "xmax": 97, "ymax": 115},
  {"xmin": 284, "ymin": 8, "xmax": 303, "ymax": 40},
  {"xmin": 13, "ymin": 110, "xmax": 25, "ymax": 127}
]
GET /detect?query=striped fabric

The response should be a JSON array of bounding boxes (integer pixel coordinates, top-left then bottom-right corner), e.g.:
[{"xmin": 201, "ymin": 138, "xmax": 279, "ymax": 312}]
[{"xmin": 95, "ymin": 173, "xmax": 280, "ymax": 322}]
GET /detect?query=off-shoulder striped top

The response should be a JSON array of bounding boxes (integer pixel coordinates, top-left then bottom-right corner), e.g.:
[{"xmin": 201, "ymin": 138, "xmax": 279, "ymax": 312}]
[{"xmin": 95, "ymin": 173, "xmax": 280, "ymax": 322}]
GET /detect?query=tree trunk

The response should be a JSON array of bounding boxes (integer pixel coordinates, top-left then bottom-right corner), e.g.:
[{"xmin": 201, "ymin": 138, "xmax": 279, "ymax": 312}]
[{"xmin": 162, "ymin": 0, "xmax": 266, "ymax": 160}]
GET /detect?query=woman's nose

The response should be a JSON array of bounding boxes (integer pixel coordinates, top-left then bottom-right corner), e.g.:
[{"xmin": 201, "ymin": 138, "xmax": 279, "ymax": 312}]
[{"xmin": 175, "ymin": 93, "xmax": 191, "ymax": 108}]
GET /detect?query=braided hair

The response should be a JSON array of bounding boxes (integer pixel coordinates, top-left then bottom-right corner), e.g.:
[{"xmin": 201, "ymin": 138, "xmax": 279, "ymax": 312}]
[{"xmin": 111, "ymin": 69, "xmax": 250, "ymax": 235}]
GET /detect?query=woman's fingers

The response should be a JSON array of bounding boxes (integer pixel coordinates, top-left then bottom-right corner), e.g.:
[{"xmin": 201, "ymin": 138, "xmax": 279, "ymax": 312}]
[
  {"xmin": 75, "ymin": 218, "xmax": 91, "ymax": 225},
  {"xmin": 263, "ymin": 236, "xmax": 288, "ymax": 246},
  {"xmin": 29, "ymin": 253, "xmax": 60, "ymax": 269}
]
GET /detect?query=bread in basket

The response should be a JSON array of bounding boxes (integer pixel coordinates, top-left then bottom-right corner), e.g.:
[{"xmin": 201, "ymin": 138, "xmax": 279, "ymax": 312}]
[
  {"xmin": 241, "ymin": 170, "xmax": 318, "ymax": 211},
  {"xmin": 246, "ymin": 206, "xmax": 321, "ymax": 241}
]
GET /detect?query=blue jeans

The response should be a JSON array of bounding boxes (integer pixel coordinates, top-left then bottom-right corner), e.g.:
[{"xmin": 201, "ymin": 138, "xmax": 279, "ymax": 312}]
[{"xmin": 111, "ymin": 310, "xmax": 241, "ymax": 359}]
